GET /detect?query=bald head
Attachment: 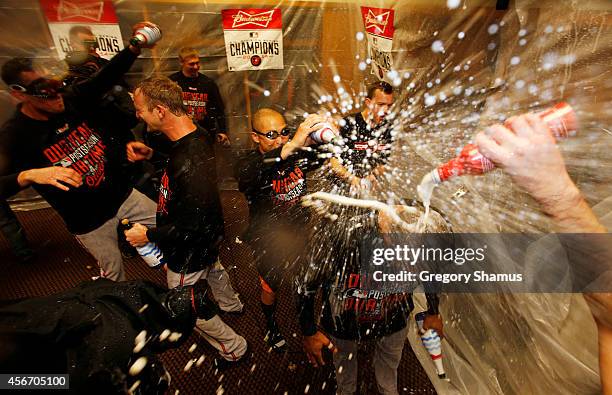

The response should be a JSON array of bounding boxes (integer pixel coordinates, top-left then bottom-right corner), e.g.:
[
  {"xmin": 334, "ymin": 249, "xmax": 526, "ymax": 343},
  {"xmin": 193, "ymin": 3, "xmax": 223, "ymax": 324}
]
[
  {"xmin": 251, "ymin": 108, "xmax": 288, "ymax": 154},
  {"xmin": 252, "ymin": 108, "xmax": 284, "ymax": 131}
]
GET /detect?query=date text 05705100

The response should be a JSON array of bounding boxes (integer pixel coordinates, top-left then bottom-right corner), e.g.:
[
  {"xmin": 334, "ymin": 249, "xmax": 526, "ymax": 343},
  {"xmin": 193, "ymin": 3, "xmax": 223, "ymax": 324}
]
[{"xmin": 0, "ymin": 374, "xmax": 69, "ymax": 389}]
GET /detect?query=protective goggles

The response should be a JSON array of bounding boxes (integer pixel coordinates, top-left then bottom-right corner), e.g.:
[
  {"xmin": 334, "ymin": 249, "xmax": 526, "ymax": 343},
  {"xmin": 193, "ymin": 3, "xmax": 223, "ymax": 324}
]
[
  {"xmin": 9, "ymin": 78, "xmax": 63, "ymax": 99},
  {"xmin": 252, "ymin": 126, "xmax": 292, "ymax": 140}
]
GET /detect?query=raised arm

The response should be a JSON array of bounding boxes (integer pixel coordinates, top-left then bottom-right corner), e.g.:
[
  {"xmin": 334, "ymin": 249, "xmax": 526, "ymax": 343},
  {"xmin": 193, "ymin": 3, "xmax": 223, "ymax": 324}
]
[{"xmin": 69, "ymin": 22, "xmax": 159, "ymax": 102}]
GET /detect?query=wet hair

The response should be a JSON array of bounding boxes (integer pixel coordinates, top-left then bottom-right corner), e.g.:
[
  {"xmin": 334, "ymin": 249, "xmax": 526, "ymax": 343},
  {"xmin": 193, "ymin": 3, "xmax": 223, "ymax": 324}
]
[
  {"xmin": 137, "ymin": 76, "xmax": 186, "ymax": 116},
  {"xmin": 1, "ymin": 57, "xmax": 33, "ymax": 86},
  {"xmin": 178, "ymin": 47, "xmax": 199, "ymax": 62},
  {"xmin": 366, "ymin": 81, "xmax": 393, "ymax": 99}
]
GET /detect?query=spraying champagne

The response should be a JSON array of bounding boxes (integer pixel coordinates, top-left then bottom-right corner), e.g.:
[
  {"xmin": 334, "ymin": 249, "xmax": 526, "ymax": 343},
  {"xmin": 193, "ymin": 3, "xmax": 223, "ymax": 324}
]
[{"xmin": 417, "ymin": 102, "xmax": 577, "ymax": 204}]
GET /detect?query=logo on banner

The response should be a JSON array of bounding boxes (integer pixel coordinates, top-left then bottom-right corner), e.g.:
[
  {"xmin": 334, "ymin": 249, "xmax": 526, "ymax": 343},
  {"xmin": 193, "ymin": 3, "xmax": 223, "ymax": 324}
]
[
  {"xmin": 222, "ymin": 8, "xmax": 284, "ymax": 71},
  {"xmin": 57, "ymin": 0, "xmax": 104, "ymax": 21},
  {"xmin": 231, "ymin": 10, "xmax": 275, "ymax": 28},
  {"xmin": 361, "ymin": 6, "xmax": 395, "ymax": 82},
  {"xmin": 364, "ymin": 9, "xmax": 391, "ymax": 34}
]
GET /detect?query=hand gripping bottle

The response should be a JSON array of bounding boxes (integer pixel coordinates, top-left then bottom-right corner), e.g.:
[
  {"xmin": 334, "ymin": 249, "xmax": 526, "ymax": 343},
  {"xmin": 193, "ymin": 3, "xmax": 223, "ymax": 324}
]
[
  {"xmin": 423, "ymin": 102, "xmax": 577, "ymax": 185},
  {"xmin": 120, "ymin": 219, "xmax": 165, "ymax": 269},
  {"xmin": 415, "ymin": 311, "xmax": 447, "ymax": 380},
  {"xmin": 130, "ymin": 23, "xmax": 162, "ymax": 47},
  {"xmin": 310, "ymin": 122, "xmax": 340, "ymax": 144}
]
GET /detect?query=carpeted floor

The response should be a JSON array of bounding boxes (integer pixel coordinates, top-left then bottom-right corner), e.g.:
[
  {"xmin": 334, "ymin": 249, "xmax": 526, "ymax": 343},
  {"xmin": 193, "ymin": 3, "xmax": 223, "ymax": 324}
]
[{"xmin": 0, "ymin": 191, "xmax": 436, "ymax": 395}]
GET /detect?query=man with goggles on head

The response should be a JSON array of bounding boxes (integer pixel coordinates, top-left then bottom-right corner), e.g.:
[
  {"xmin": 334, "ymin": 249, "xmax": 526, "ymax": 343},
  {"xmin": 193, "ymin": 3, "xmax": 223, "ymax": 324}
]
[
  {"xmin": 63, "ymin": 25, "xmax": 131, "ymax": 100},
  {"xmin": 0, "ymin": 22, "xmax": 159, "ymax": 282},
  {"xmin": 64, "ymin": 25, "xmax": 100, "ymax": 69},
  {"xmin": 7, "ymin": 77, "xmax": 65, "ymax": 100},
  {"xmin": 63, "ymin": 25, "xmax": 133, "ymax": 121},
  {"xmin": 235, "ymin": 108, "xmax": 328, "ymax": 352}
]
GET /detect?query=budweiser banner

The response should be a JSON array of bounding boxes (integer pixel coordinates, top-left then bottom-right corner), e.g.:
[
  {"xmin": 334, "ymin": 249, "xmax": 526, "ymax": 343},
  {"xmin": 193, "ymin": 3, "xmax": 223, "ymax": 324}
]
[
  {"xmin": 221, "ymin": 8, "xmax": 284, "ymax": 71},
  {"xmin": 40, "ymin": 0, "xmax": 124, "ymax": 60},
  {"xmin": 360, "ymin": 6, "xmax": 395, "ymax": 81}
]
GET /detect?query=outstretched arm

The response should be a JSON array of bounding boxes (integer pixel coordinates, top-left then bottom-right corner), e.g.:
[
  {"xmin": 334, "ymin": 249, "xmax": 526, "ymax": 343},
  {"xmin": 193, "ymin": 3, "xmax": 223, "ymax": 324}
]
[{"xmin": 476, "ymin": 113, "xmax": 610, "ymax": 392}]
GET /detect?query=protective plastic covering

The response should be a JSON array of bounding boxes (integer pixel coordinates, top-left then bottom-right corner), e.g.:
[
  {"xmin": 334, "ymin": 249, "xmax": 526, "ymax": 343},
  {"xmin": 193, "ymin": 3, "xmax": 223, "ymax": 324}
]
[
  {"xmin": 394, "ymin": 1, "xmax": 610, "ymax": 393},
  {"xmin": 0, "ymin": 0, "xmax": 611, "ymax": 394},
  {"xmin": 394, "ymin": 2, "xmax": 610, "ymax": 393}
]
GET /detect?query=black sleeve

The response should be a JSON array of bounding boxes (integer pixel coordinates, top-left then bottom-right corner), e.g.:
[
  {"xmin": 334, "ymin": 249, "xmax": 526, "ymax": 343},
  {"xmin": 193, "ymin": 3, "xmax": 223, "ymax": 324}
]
[
  {"xmin": 296, "ymin": 257, "xmax": 332, "ymax": 337},
  {"xmin": 420, "ymin": 254, "xmax": 440, "ymax": 315},
  {"xmin": 147, "ymin": 148, "xmax": 220, "ymax": 245},
  {"xmin": 0, "ymin": 130, "xmax": 24, "ymax": 199},
  {"xmin": 297, "ymin": 281, "xmax": 319, "ymax": 336},
  {"xmin": 339, "ymin": 122, "xmax": 351, "ymax": 138},
  {"xmin": 207, "ymin": 81, "xmax": 226, "ymax": 135},
  {"xmin": 142, "ymin": 131, "xmax": 171, "ymax": 169},
  {"xmin": 0, "ymin": 174, "xmax": 21, "ymax": 200},
  {"xmin": 425, "ymin": 293, "xmax": 440, "ymax": 315},
  {"xmin": 68, "ymin": 47, "xmax": 138, "ymax": 104}
]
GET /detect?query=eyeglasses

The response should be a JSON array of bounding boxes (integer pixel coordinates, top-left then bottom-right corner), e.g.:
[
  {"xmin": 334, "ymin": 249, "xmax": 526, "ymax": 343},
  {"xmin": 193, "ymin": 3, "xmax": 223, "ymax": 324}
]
[
  {"xmin": 253, "ymin": 127, "xmax": 292, "ymax": 140},
  {"xmin": 10, "ymin": 78, "xmax": 63, "ymax": 99}
]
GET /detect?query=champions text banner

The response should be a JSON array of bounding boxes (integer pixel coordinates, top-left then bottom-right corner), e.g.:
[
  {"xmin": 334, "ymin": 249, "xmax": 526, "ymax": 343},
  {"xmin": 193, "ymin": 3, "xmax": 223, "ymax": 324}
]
[
  {"xmin": 40, "ymin": 0, "xmax": 124, "ymax": 60},
  {"xmin": 221, "ymin": 8, "xmax": 284, "ymax": 71}
]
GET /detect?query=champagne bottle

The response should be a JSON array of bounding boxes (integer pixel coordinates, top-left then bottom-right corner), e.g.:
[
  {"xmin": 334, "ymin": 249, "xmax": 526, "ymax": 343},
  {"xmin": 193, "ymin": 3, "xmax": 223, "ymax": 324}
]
[
  {"xmin": 120, "ymin": 219, "xmax": 165, "ymax": 269},
  {"xmin": 415, "ymin": 311, "xmax": 448, "ymax": 380}
]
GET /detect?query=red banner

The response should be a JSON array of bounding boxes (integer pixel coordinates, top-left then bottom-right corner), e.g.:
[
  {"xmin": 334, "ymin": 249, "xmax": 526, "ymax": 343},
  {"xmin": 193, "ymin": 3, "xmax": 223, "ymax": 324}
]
[
  {"xmin": 222, "ymin": 8, "xmax": 282, "ymax": 31},
  {"xmin": 360, "ymin": 6, "xmax": 395, "ymax": 39},
  {"xmin": 360, "ymin": 6, "xmax": 395, "ymax": 81},
  {"xmin": 40, "ymin": 0, "xmax": 118, "ymax": 24}
]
